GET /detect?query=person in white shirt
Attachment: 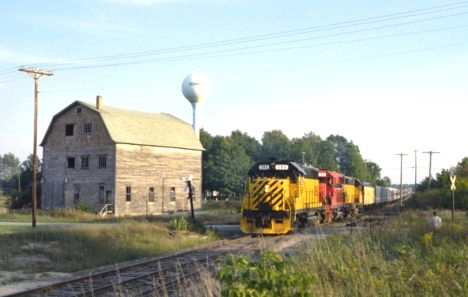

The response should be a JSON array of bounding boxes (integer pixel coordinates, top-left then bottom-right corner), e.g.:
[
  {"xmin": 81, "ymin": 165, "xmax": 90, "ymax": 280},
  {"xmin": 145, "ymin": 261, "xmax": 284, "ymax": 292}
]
[{"xmin": 429, "ymin": 211, "xmax": 442, "ymax": 229}]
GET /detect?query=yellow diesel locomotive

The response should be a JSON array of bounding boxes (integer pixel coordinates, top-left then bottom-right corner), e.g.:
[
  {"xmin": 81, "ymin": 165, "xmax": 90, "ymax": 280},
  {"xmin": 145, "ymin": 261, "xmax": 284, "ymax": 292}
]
[
  {"xmin": 343, "ymin": 175, "xmax": 363, "ymax": 215},
  {"xmin": 240, "ymin": 160, "xmax": 321, "ymax": 235}
]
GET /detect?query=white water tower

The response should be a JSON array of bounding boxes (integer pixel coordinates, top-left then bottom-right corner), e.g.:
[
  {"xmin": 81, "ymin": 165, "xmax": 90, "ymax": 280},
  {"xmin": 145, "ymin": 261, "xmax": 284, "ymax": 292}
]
[{"xmin": 181, "ymin": 71, "xmax": 212, "ymax": 133}]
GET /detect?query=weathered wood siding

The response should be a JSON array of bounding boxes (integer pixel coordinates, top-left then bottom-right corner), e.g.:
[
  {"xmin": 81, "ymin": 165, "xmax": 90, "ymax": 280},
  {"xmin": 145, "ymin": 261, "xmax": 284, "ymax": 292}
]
[
  {"xmin": 114, "ymin": 144, "xmax": 202, "ymax": 216},
  {"xmin": 41, "ymin": 103, "xmax": 115, "ymax": 210},
  {"xmin": 41, "ymin": 101, "xmax": 203, "ymax": 217}
]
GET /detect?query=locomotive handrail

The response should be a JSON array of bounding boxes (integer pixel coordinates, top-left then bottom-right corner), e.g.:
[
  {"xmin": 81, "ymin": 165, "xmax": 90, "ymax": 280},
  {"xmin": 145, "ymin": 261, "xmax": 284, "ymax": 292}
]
[{"xmin": 284, "ymin": 198, "xmax": 293, "ymax": 219}]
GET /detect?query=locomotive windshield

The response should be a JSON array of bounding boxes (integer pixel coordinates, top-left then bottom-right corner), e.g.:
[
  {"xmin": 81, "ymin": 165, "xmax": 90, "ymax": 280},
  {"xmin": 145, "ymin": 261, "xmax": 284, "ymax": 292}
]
[{"xmin": 248, "ymin": 160, "xmax": 318, "ymax": 181}]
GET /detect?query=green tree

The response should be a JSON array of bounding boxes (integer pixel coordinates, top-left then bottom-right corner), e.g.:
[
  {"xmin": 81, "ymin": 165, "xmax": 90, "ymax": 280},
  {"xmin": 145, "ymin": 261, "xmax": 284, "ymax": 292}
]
[
  {"xmin": 0, "ymin": 152, "xmax": 21, "ymax": 193},
  {"xmin": 326, "ymin": 135, "xmax": 367, "ymax": 178},
  {"xmin": 290, "ymin": 132, "xmax": 321, "ymax": 166},
  {"xmin": 0, "ymin": 152, "xmax": 21, "ymax": 180},
  {"xmin": 325, "ymin": 135, "xmax": 348, "ymax": 171},
  {"xmin": 377, "ymin": 176, "xmax": 392, "ymax": 187},
  {"xmin": 9, "ymin": 154, "xmax": 42, "ymax": 209},
  {"xmin": 365, "ymin": 161, "xmax": 382, "ymax": 184},
  {"xmin": 200, "ymin": 129, "xmax": 215, "ymax": 196},
  {"xmin": 199, "ymin": 128, "xmax": 213, "ymax": 167},
  {"xmin": 199, "ymin": 128, "xmax": 213, "ymax": 152},
  {"xmin": 452, "ymin": 157, "xmax": 468, "ymax": 191},
  {"xmin": 342, "ymin": 142, "xmax": 367, "ymax": 180},
  {"xmin": 202, "ymin": 136, "xmax": 252, "ymax": 197},
  {"xmin": 316, "ymin": 139, "xmax": 339, "ymax": 170},
  {"xmin": 259, "ymin": 130, "xmax": 291, "ymax": 162},
  {"xmin": 230, "ymin": 130, "xmax": 260, "ymax": 162}
]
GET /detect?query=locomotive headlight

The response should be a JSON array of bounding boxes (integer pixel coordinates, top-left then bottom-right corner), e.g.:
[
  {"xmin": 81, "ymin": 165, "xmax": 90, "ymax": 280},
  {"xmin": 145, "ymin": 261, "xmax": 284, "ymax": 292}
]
[{"xmin": 264, "ymin": 185, "xmax": 270, "ymax": 193}]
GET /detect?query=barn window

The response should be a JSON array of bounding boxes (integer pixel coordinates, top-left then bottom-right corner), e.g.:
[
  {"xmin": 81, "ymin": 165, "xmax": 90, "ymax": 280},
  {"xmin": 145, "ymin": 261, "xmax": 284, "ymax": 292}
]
[
  {"xmin": 67, "ymin": 157, "xmax": 75, "ymax": 168},
  {"xmin": 126, "ymin": 186, "xmax": 132, "ymax": 202},
  {"xmin": 65, "ymin": 124, "xmax": 74, "ymax": 136},
  {"xmin": 76, "ymin": 107, "xmax": 81, "ymax": 114},
  {"xmin": 148, "ymin": 187, "xmax": 155, "ymax": 202},
  {"xmin": 98, "ymin": 184, "xmax": 105, "ymax": 203},
  {"xmin": 170, "ymin": 186, "xmax": 176, "ymax": 202},
  {"xmin": 73, "ymin": 185, "xmax": 80, "ymax": 203},
  {"xmin": 81, "ymin": 156, "xmax": 89, "ymax": 169},
  {"xmin": 84, "ymin": 123, "xmax": 92, "ymax": 134},
  {"xmin": 98, "ymin": 155, "xmax": 107, "ymax": 168}
]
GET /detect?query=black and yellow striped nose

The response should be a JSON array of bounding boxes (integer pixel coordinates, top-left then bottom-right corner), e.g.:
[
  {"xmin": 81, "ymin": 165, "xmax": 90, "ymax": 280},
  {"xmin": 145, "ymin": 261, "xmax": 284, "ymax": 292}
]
[{"xmin": 251, "ymin": 179, "xmax": 284, "ymax": 209}]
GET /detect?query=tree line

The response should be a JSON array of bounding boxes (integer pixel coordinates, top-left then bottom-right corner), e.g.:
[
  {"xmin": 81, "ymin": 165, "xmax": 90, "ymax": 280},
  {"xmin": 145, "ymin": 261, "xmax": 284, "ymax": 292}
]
[
  {"xmin": 1, "ymin": 129, "xmax": 467, "ymax": 209},
  {"xmin": 200, "ymin": 129, "xmax": 389, "ymax": 198},
  {"xmin": 0, "ymin": 153, "xmax": 41, "ymax": 208}
]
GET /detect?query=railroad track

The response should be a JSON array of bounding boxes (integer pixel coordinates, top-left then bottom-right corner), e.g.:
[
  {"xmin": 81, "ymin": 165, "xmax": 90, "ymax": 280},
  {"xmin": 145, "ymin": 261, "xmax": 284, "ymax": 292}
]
[
  {"xmin": 3, "ymin": 202, "xmax": 406, "ymax": 297},
  {"xmin": 4, "ymin": 236, "xmax": 294, "ymax": 297},
  {"xmin": 360, "ymin": 201, "xmax": 405, "ymax": 222}
]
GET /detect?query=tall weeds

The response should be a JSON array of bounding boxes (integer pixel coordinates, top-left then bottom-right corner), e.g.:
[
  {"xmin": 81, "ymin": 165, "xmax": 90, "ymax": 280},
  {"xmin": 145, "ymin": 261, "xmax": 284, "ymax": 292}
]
[{"xmin": 216, "ymin": 210, "xmax": 467, "ymax": 297}]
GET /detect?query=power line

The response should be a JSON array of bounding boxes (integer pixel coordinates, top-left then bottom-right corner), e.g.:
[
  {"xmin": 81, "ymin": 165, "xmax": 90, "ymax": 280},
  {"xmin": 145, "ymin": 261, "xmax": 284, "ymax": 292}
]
[
  {"xmin": 40, "ymin": 40, "xmax": 468, "ymax": 94},
  {"xmin": 1, "ymin": 2, "xmax": 466, "ymax": 87},
  {"xmin": 45, "ymin": 24, "xmax": 468, "ymax": 72},
  {"xmin": 50, "ymin": 13, "xmax": 468, "ymax": 71},
  {"xmin": 12, "ymin": 1, "xmax": 468, "ymax": 72}
]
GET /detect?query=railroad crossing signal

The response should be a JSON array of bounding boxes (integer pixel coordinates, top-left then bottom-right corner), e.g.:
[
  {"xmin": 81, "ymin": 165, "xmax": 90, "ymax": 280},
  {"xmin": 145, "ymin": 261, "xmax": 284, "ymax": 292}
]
[
  {"xmin": 450, "ymin": 174, "xmax": 456, "ymax": 223},
  {"xmin": 450, "ymin": 175, "xmax": 456, "ymax": 191}
]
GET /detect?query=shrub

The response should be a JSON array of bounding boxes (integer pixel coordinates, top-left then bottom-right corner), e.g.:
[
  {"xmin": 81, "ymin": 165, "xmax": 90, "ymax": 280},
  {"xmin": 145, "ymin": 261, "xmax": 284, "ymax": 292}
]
[
  {"xmin": 74, "ymin": 202, "xmax": 94, "ymax": 213},
  {"xmin": 404, "ymin": 189, "xmax": 468, "ymax": 210},
  {"xmin": 169, "ymin": 217, "xmax": 189, "ymax": 231},
  {"xmin": 217, "ymin": 251, "xmax": 313, "ymax": 297}
]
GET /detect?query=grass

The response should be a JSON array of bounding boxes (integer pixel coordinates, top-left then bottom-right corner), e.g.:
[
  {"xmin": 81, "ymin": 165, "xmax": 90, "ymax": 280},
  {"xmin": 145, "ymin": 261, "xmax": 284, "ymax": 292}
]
[
  {"xmin": 1, "ymin": 193, "xmax": 466, "ymax": 296},
  {"xmin": 0, "ymin": 197, "xmax": 242, "ymax": 225},
  {"xmin": 195, "ymin": 199, "xmax": 242, "ymax": 224},
  {"xmin": 0, "ymin": 221, "xmax": 218, "ymax": 279},
  {"xmin": 216, "ymin": 209, "xmax": 468, "ymax": 297},
  {"xmin": 0, "ymin": 197, "xmax": 241, "ymax": 286}
]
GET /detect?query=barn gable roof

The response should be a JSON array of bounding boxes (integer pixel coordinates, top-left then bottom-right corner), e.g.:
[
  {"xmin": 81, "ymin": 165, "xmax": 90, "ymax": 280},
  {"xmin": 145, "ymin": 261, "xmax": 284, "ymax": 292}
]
[{"xmin": 41, "ymin": 100, "xmax": 204, "ymax": 151}]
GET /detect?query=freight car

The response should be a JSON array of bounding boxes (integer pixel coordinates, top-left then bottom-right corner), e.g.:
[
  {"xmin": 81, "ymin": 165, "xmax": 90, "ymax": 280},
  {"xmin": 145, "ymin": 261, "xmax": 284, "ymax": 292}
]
[{"xmin": 362, "ymin": 181, "xmax": 376, "ymax": 208}]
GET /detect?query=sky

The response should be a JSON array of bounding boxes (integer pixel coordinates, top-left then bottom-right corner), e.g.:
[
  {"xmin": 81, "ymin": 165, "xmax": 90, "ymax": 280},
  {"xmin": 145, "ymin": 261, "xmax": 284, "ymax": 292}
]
[{"xmin": 1, "ymin": 0, "xmax": 467, "ymax": 185}]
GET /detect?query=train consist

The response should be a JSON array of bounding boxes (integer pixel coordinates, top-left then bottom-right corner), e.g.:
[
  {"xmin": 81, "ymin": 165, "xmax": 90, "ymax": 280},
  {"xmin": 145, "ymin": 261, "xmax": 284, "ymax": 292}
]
[{"xmin": 240, "ymin": 160, "xmax": 409, "ymax": 235}]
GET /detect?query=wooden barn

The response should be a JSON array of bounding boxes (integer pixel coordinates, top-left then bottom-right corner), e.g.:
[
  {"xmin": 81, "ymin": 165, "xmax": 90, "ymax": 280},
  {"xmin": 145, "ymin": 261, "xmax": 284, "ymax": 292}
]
[{"xmin": 40, "ymin": 96, "xmax": 204, "ymax": 216}]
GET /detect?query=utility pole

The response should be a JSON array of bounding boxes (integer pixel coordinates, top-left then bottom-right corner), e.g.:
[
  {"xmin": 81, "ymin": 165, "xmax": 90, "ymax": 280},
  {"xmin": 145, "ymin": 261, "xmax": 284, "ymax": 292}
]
[
  {"xmin": 396, "ymin": 153, "xmax": 408, "ymax": 207},
  {"xmin": 18, "ymin": 66, "xmax": 53, "ymax": 227},
  {"xmin": 422, "ymin": 151, "xmax": 440, "ymax": 190},
  {"xmin": 414, "ymin": 150, "xmax": 417, "ymax": 192}
]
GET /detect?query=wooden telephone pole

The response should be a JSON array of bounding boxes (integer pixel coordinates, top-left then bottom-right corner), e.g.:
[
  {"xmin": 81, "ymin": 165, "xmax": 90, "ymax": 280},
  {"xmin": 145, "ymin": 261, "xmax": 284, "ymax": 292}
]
[
  {"xmin": 18, "ymin": 67, "xmax": 53, "ymax": 227},
  {"xmin": 422, "ymin": 151, "xmax": 440, "ymax": 190},
  {"xmin": 396, "ymin": 153, "xmax": 408, "ymax": 207}
]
